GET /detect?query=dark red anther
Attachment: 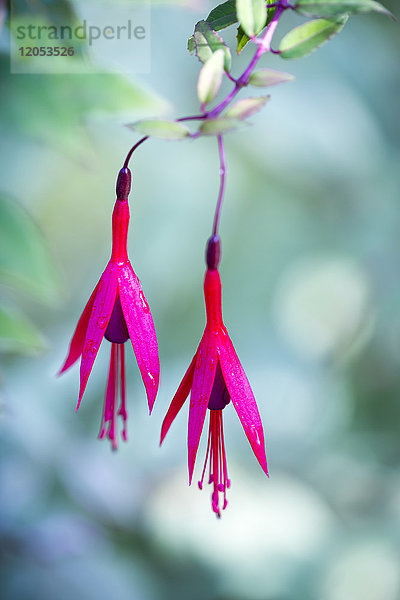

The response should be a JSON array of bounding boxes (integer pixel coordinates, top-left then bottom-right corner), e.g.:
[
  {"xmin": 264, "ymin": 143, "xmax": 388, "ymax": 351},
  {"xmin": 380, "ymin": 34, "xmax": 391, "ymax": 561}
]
[
  {"xmin": 206, "ymin": 235, "xmax": 221, "ymax": 270},
  {"xmin": 116, "ymin": 168, "xmax": 132, "ymax": 200}
]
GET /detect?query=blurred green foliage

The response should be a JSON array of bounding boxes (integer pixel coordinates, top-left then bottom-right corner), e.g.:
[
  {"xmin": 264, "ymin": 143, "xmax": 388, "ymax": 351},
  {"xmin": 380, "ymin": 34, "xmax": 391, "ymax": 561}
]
[{"xmin": 0, "ymin": 194, "xmax": 59, "ymax": 304}]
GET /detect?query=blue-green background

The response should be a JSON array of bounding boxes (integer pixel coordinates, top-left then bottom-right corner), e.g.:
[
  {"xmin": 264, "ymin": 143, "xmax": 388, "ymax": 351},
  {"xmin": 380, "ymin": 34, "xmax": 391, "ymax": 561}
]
[{"xmin": 1, "ymin": 1, "xmax": 400, "ymax": 599}]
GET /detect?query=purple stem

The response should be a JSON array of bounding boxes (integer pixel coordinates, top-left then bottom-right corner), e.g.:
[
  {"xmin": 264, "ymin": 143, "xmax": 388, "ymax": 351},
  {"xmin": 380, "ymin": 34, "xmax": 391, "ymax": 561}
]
[
  {"xmin": 212, "ymin": 135, "xmax": 226, "ymax": 237},
  {"xmin": 225, "ymin": 71, "xmax": 237, "ymax": 83},
  {"xmin": 123, "ymin": 136, "xmax": 148, "ymax": 169},
  {"xmin": 207, "ymin": 5, "xmax": 284, "ymax": 120}
]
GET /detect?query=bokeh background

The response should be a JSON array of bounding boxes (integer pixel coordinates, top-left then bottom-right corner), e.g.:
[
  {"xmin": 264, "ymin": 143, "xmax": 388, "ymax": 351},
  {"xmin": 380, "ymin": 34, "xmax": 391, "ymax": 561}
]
[{"xmin": 1, "ymin": 1, "xmax": 400, "ymax": 599}]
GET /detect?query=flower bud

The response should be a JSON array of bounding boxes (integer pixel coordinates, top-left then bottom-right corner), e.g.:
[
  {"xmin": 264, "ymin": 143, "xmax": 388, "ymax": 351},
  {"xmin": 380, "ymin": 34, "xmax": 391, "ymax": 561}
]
[
  {"xmin": 206, "ymin": 235, "xmax": 221, "ymax": 270},
  {"xmin": 116, "ymin": 167, "xmax": 132, "ymax": 199}
]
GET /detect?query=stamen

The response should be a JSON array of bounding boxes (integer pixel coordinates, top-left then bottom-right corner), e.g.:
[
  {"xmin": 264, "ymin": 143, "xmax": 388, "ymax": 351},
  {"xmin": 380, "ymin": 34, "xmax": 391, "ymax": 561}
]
[
  {"xmin": 118, "ymin": 344, "xmax": 128, "ymax": 441},
  {"xmin": 99, "ymin": 343, "xmax": 118, "ymax": 450},
  {"xmin": 198, "ymin": 410, "xmax": 230, "ymax": 518},
  {"xmin": 99, "ymin": 343, "xmax": 129, "ymax": 449},
  {"xmin": 198, "ymin": 424, "xmax": 211, "ymax": 490},
  {"xmin": 109, "ymin": 345, "xmax": 119, "ymax": 450}
]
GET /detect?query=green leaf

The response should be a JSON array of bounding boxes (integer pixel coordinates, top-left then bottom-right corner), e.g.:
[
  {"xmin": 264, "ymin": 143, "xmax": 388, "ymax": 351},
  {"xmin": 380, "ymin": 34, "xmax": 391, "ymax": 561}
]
[
  {"xmin": 0, "ymin": 305, "xmax": 46, "ymax": 355},
  {"xmin": 294, "ymin": 0, "xmax": 395, "ymax": 19},
  {"xmin": 249, "ymin": 68, "xmax": 295, "ymax": 86},
  {"xmin": 226, "ymin": 96, "xmax": 270, "ymax": 119},
  {"xmin": 197, "ymin": 49, "xmax": 225, "ymax": 105},
  {"xmin": 128, "ymin": 120, "xmax": 190, "ymax": 140},
  {"xmin": 199, "ymin": 117, "xmax": 244, "ymax": 135},
  {"xmin": 279, "ymin": 16, "xmax": 348, "ymax": 59},
  {"xmin": 191, "ymin": 21, "xmax": 232, "ymax": 71},
  {"xmin": 236, "ymin": 1, "xmax": 277, "ymax": 53},
  {"xmin": 237, "ymin": 24, "xmax": 251, "ymax": 53},
  {"xmin": 236, "ymin": 0, "xmax": 267, "ymax": 37},
  {"xmin": 205, "ymin": 0, "xmax": 238, "ymax": 30},
  {"xmin": 0, "ymin": 195, "xmax": 59, "ymax": 304}
]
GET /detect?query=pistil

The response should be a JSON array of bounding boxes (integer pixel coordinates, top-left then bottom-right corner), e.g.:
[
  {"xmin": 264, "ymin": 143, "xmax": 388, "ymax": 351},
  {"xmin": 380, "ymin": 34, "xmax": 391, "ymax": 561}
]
[
  {"xmin": 99, "ymin": 343, "xmax": 128, "ymax": 449},
  {"xmin": 198, "ymin": 410, "xmax": 230, "ymax": 517},
  {"xmin": 198, "ymin": 362, "xmax": 231, "ymax": 517}
]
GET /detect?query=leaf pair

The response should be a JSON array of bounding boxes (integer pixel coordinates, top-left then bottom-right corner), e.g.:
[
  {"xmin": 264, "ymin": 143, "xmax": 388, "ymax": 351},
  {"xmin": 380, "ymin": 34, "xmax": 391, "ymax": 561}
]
[
  {"xmin": 130, "ymin": 117, "xmax": 244, "ymax": 139},
  {"xmin": 130, "ymin": 96, "xmax": 269, "ymax": 139},
  {"xmin": 200, "ymin": 95, "xmax": 271, "ymax": 135}
]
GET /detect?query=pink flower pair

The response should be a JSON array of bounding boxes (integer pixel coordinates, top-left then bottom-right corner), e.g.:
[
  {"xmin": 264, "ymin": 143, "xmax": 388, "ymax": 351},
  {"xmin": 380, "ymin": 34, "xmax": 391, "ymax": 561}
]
[{"xmin": 60, "ymin": 168, "xmax": 268, "ymax": 515}]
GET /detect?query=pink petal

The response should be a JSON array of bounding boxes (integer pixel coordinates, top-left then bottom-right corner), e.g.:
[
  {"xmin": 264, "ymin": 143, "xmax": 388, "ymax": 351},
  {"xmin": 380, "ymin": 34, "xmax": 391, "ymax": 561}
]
[
  {"xmin": 118, "ymin": 263, "xmax": 160, "ymax": 413},
  {"xmin": 78, "ymin": 263, "xmax": 119, "ymax": 409},
  {"xmin": 58, "ymin": 283, "xmax": 99, "ymax": 375},
  {"xmin": 217, "ymin": 329, "xmax": 269, "ymax": 476},
  {"xmin": 188, "ymin": 332, "xmax": 218, "ymax": 485},
  {"xmin": 160, "ymin": 354, "xmax": 196, "ymax": 446}
]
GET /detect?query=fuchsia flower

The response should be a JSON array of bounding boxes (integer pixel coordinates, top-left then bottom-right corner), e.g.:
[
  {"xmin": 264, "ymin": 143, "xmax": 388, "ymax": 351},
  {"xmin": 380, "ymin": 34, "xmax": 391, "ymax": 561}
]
[
  {"xmin": 161, "ymin": 236, "xmax": 268, "ymax": 517},
  {"xmin": 59, "ymin": 168, "xmax": 159, "ymax": 449}
]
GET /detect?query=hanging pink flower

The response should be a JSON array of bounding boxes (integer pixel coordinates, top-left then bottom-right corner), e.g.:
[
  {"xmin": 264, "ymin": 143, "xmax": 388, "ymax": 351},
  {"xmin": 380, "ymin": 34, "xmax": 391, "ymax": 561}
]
[
  {"xmin": 160, "ymin": 236, "xmax": 268, "ymax": 517},
  {"xmin": 59, "ymin": 168, "xmax": 159, "ymax": 449}
]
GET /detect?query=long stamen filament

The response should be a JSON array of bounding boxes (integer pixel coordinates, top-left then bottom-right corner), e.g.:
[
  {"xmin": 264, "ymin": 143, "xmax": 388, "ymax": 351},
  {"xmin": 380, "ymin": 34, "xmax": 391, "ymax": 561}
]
[
  {"xmin": 99, "ymin": 343, "xmax": 128, "ymax": 449},
  {"xmin": 118, "ymin": 344, "xmax": 128, "ymax": 441},
  {"xmin": 198, "ymin": 410, "xmax": 230, "ymax": 518},
  {"xmin": 198, "ymin": 425, "xmax": 212, "ymax": 490}
]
